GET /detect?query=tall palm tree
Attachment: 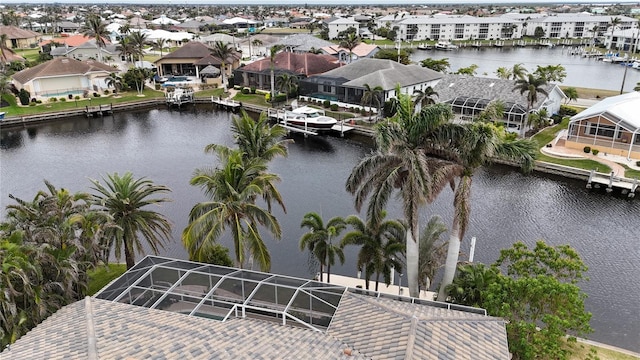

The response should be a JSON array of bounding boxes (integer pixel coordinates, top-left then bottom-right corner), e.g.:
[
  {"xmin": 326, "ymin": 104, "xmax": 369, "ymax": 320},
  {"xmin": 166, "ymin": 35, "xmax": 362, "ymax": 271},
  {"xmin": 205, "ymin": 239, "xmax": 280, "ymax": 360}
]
[
  {"xmin": 105, "ymin": 73, "xmax": 123, "ymax": 95},
  {"xmin": 510, "ymin": 63, "xmax": 528, "ymax": 80},
  {"xmin": 346, "ymin": 92, "xmax": 463, "ymax": 297},
  {"xmin": 128, "ymin": 31, "xmax": 148, "ymax": 67},
  {"xmin": 360, "ymin": 83, "xmax": 384, "ymax": 121},
  {"xmin": 81, "ymin": 15, "xmax": 108, "ymax": 62},
  {"xmin": 117, "ymin": 35, "xmax": 134, "ymax": 63},
  {"xmin": 609, "ymin": 17, "xmax": 621, "ymax": 50},
  {"xmin": 211, "ymin": 40, "xmax": 234, "ymax": 92},
  {"xmin": 224, "ymin": 109, "xmax": 292, "ymax": 163},
  {"xmin": 341, "ymin": 213, "xmax": 405, "ymax": 291},
  {"xmin": 589, "ymin": 25, "xmax": 600, "ymax": 47},
  {"xmin": 513, "ymin": 74, "xmax": 549, "ymax": 137},
  {"xmin": 183, "ymin": 148, "xmax": 282, "ymax": 271},
  {"xmin": 299, "ymin": 212, "xmax": 346, "ymax": 283},
  {"xmin": 0, "ymin": 34, "xmax": 10, "ymax": 72},
  {"xmin": 563, "ymin": 87, "xmax": 578, "ymax": 104},
  {"xmin": 118, "ymin": 24, "xmax": 131, "ymax": 38},
  {"xmin": 340, "ymin": 33, "xmax": 360, "ymax": 63},
  {"xmin": 436, "ymin": 122, "xmax": 537, "ymax": 301},
  {"xmin": 412, "ymin": 86, "xmax": 438, "ymax": 112},
  {"xmin": 276, "ymin": 73, "xmax": 299, "ymax": 103},
  {"xmin": 269, "ymin": 44, "xmax": 285, "ymax": 102},
  {"xmin": 90, "ymin": 172, "xmax": 172, "ymax": 269},
  {"xmin": 418, "ymin": 215, "xmax": 448, "ymax": 292},
  {"xmin": 153, "ymin": 38, "xmax": 167, "ymax": 58}
]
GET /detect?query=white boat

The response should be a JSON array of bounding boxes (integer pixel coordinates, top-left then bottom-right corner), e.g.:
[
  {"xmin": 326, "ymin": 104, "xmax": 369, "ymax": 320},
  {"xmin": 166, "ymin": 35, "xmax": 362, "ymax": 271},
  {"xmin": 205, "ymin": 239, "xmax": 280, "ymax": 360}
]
[
  {"xmin": 0, "ymin": 112, "xmax": 5, "ymax": 120},
  {"xmin": 268, "ymin": 106, "xmax": 338, "ymax": 131},
  {"xmin": 417, "ymin": 43, "xmax": 432, "ymax": 50},
  {"xmin": 632, "ymin": 61, "xmax": 640, "ymax": 70},
  {"xmin": 434, "ymin": 41, "xmax": 458, "ymax": 51}
]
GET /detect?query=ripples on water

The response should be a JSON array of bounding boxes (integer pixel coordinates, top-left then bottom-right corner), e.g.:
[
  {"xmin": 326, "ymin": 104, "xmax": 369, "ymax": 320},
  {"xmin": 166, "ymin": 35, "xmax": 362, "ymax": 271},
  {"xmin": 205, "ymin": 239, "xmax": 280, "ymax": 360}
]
[{"xmin": 1, "ymin": 107, "xmax": 638, "ymax": 351}]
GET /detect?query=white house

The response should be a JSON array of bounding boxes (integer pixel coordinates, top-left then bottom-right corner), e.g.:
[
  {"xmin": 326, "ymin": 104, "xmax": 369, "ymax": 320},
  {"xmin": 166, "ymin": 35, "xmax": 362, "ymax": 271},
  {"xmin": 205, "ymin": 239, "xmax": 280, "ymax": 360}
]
[{"xmin": 326, "ymin": 17, "xmax": 360, "ymax": 40}]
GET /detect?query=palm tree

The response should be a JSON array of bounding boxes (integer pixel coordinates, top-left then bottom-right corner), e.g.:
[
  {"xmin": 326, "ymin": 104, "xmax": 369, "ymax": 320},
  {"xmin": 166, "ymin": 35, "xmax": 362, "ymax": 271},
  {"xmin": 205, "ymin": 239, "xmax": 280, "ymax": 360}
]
[
  {"xmin": 346, "ymin": 92, "xmax": 463, "ymax": 297},
  {"xmin": 211, "ymin": 40, "xmax": 234, "ymax": 92},
  {"xmin": 495, "ymin": 67, "xmax": 512, "ymax": 80},
  {"xmin": 0, "ymin": 34, "xmax": 10, "ymax": 72},
  {"xmin": 340, "ymin": 33, "xmax": 360, "ymax": 63},
  {"xmin": 527, "ymin": 108, "xmax": 550, "ymax": 131},
  {"xmin": 269, "ymin": 44, "xmax": 285, "ymax": 102},
  {"xmin": 129, "ymin": 31, "xmax": 148, "ymax": 68},
  {"xmin": 118, "ymin": 24, "xmax": 131, "ymax": 38},
  {"xmin": 563, "ymin": 87, "xmax": 578, "ymax": 104},
  {"xmin": 418, "ymin": 215, "xmax": 448, "ymax": 292},
  {"xmin": 361, "ymin": 84, "xmax": 384, "ymax": 121},
  {"xmin": 445, "ymin": 263, "xmax": 498, "ymax": 307},
  {"xmin": 510, "ymin": 63, "xmax": 528, "ymax": 80},
  {"xmin": 105, "ymin": 73, "xmax": 123, "ymax": 95},
  {"xmin": 609, "ymin": 17, "xmax": 621, "ymax": 50},
  {"xmin": 341, "ymin": 213, "xmax": 405, "ymax": 291},
  {"xmin": 117, "ymin": 35, "xmax": 134, "ymax": 63},
  {"xmin": 412, "ymin": 86, "xmax": 438, "ymax": 112},
  {"xmin": 81, "ymin": 15, "xmax": 108, "ymax": 62},
  {"xmin": 435, "ymin": 122, "xmax": 537, "ymax": 301},
  {"xmin": 589, "ymin": 25, "xmax": 600, "ymax": 47},
  {"xmin": 276, "ymin": 73, "xmax": 299, "ymax": 103},
  {"xmin": 90, "ymin": 172, "xmax": 172, "ymax": 269},
  {"xmin": 225, "ymin": 109, "xmax": 292, "ymax": 163},
  {"xmin": 477, "ymin": 99, "xmax": 506, "ymax": 123},
  {"xmin": 513, "ymin": 74, "xmax": 549, "ymax": 137},
  {"xmin": 183, "ymin": 148, "xmax": 282, "ymax": 271},
  {"xmin": 299, "ymin": 212, "xmax": 346, "ymax": 283},
  {"xmin": 153, "ymin": 38, "xmax": 167, "ymax": 58}
]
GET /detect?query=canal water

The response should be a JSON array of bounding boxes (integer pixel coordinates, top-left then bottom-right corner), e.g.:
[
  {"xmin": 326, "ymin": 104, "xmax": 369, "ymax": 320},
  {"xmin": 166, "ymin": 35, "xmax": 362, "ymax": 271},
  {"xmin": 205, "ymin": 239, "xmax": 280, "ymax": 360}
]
[
  {"xmin": 1, "ymin": 107, "xmax": 638, "ymax": 351},
  {"xmin": 409, "ymin": 46, "xmax": 640, "ymax": 93}
]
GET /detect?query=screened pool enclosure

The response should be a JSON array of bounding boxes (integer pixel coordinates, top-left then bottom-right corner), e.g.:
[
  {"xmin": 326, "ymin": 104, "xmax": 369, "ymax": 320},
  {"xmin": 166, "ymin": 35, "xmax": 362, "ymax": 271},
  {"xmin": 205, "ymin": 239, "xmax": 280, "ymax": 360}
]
[
  {"xmin": 95, "ymin": 256, "xmax": 347, "ymax": 332},
  {"xmin": 445, "ymin": 96, "xmax": 527, "ymax": 130}
]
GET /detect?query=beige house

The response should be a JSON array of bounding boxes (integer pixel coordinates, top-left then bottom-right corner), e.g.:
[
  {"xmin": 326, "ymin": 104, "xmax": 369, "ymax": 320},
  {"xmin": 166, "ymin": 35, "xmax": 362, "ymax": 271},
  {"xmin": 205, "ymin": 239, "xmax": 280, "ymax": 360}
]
[
  {"xmin": 566, "ymin": 92, "xmax": 640, "ymax": 160},
  {"xmin": 12, "ymin": 58, "xmax": 118, "ymax": 98},
  {"xmin": 0, "ymin": 25, "xmax": 41, "ymax": 49}
]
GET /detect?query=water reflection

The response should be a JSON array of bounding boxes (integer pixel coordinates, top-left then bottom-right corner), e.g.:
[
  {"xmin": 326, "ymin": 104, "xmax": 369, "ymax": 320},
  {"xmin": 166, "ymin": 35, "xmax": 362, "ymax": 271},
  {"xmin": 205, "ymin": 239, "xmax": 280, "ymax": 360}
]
[{"xmin": 0, "ymin": 131, "xmax": 23, "ymax": 149}]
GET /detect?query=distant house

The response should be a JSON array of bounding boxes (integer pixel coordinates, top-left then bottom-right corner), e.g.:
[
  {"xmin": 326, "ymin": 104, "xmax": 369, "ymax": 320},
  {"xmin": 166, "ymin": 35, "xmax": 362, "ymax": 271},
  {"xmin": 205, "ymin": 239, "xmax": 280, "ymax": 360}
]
[
  {"xmin": 2, "ymin": 255, "xmax": 511, "ymax": 360},
  {"xmin": 433, "ymin": 74, "xmax": 566, "ymax": 133},
  {"xmin": 325, "ymin": 17, "xmax": 360, "ymax": 40},
  {"xmin": 0, "ymin": 25, "xmax": 41, "ymax": 49},
  {"xmin": 233, "ymin": 52, "xmax": 341, "ymax": 91},
  {"xmin": 49, "ymin": 38, "xmax": 119, "ymax": 62},
  {"xmin": 321, "ymin": 43, "xmax": 379, "ymax": 63},
  {"xmin": 565, "ymin": 92, "xmax": 640, "ymax": 160},
  {"xmin": 11, "ymin": 57, "xmax": 118, "ymax": 98},
  {"xmin": 154, "ymin": 41, "xmax": 241, "ymax": 85},
  {"xmin": 276, "ymin": 33, "xmax": 334, "ymax": 53},
  {"xmin": 299, "ymin": 58, "xmax": 442, "ymax": 106},
  {"xmin": 56, "ymin": 21, "xmax": 81, "ymax": 33}
]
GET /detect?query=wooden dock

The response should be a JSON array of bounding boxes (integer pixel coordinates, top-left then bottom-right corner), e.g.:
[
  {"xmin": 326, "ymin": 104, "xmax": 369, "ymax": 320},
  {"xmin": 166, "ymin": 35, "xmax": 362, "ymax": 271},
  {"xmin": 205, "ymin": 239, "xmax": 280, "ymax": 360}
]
[
  {"xmin": 211, "ymin": 96, "xmax": 242, "ymax": 112},
  {"xmin": 587, "ymin": 170, "xmax": 639, "ymax": 198},
  {"xmin": 84, "ymin": 104, "xmax": 113, "ymax": 117}
]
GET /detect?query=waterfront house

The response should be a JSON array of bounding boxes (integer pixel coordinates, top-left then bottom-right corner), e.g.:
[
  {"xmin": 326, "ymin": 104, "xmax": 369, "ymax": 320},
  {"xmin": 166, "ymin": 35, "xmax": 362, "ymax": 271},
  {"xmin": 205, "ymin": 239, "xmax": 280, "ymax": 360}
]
[
  {"xmin": 565, "ymin": 92, "xmax": 640, "ymax": 160},
  {"xmin": 299, "ymin": 58, "xmax": 442, "ymax": 106},
  {"xmin": 276, "ymin": 33, "xmax": 334, "ymax": 53},
  {"xmin": 432, "ymin": 74, "xmax": 566, "ymax": 132},
  {"xmin": 49, "ymin": 38, "xmax": 120, "ymax": 63},
  {"xmin": 11, "ymin": 57, "xmax": 118, "ymax": 98},
  {"xmin": 0, "ymin": 25, "xmax": 41, "ymax": 49},
  {"xmin": 154, "ymin": 41, "xmax": 241, "ymax": 84},
  {"xmin": 2, "ymin": 256, "xmax": 510, "ymax": 360},
  {"xmin": 233, "ymin": 52, "xmax": 341, "ymax": 91},
  {"xmin": 320, "ymin": 43, "xmax": 379, "ymax": 64}
]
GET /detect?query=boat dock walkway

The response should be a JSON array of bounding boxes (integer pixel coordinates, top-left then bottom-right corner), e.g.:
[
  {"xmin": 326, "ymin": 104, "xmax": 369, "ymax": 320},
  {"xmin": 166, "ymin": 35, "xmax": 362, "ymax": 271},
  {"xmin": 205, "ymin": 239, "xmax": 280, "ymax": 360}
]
[
  {"xmin": 211, "ymin": 96, "xmax": 241, "ymax": 112},
  {"xmin": 84, "ymin": 104, "xmax": 113, "ymax": 117},
  {"xmin": 587, "ymin": 169, "xmax": 639, "ymax": 197},
  {"xmin": 321, "ymin": 273, "xmax": 437, "ymax": 301}
]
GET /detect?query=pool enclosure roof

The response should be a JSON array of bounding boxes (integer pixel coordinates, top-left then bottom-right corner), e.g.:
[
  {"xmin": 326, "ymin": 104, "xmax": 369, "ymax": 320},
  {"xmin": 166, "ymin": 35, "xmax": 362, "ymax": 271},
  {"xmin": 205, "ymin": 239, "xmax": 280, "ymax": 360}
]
[{"xmin": 95, "ymin": 256, "xmax": 349, "ymax": 332}]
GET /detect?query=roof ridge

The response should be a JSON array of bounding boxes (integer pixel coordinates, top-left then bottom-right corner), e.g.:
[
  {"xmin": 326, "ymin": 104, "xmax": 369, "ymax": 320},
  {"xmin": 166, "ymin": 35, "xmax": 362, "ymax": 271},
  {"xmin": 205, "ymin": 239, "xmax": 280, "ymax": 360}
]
[
  {"xmin": 404, "ymin": 316, "xmax": 419, "ymax": 359},
  {"xmin": 84, "ymin": 297, "xmax": 99, "ymax": 360}
]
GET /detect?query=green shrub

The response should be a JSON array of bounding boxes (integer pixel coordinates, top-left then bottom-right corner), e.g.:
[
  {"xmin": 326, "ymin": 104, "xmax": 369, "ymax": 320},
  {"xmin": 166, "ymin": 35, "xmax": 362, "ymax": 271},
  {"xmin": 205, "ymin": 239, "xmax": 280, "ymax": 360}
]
[
  {"xmin": 636, "ymin": 161, "xmax": 640, "ymax": 167},
  {"xmin": 49, "ymin": 97, "xmax": 58, "ymax": 102},
  {"xmin": 360, "ymin": 108, "xmax": 367, "ymax": 115},
  {"xmin": 250, "ymin": 86, "xmax": 256, "ymax": 94},
  {"xmin": 29, "ymin": 102, "xmax": 36, "ymax": 106},
  {"xmin": 323, "ymin": 100, "xmax": 331, "ymax": 108},
  {"xmin": 104, "ymin": 89, "xmax": 110, "ymax": 95},
  {"xmin": 93, "ymin": 93, "xmax": 101, "ymax": 98},
  {"xmin": 273, "ymin": 93, "xmax": 287, "ymax": 103},
  {"xmin": 559, "ymin": 105, "xmax": 578, "ymax": 116},
  {"xmin": 591, "ymin": 149, "xmax": 599, "ymax": 155},
  {"xmin": 35, "ymin": 100, "xmax": 42, "ymax": 104},
  {"xmin": 155, "ymin": 84, "xmax": 161, "ymax": 90},
  {"xmin": 18, "ymin": 89, "xmax": 30, "ymax": 105},
  {"xmin": 330, "ymin": 104, "xmax": 339, "ymax": 111},
  {"xmin": 59, "ymin": 98, "xmax": 66, "ymax": 102},
  {"xmin": 241, "ymin": 87, "xmax": 250, "ymax": 94},
  {"xmin": 75, "ymin": 96, "xmax": 81, "ymax": 100},
  {"xmin": 583, "ymin": 146, "xmax": 591, "ymax": 153}
]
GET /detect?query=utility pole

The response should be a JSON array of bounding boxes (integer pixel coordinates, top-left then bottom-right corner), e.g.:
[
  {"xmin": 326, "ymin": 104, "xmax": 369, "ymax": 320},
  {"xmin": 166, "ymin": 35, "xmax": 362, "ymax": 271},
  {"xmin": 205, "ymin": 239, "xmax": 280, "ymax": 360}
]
[{"xmin": 620, "ymin": 31, "xmax": 638, "ymax": 94}]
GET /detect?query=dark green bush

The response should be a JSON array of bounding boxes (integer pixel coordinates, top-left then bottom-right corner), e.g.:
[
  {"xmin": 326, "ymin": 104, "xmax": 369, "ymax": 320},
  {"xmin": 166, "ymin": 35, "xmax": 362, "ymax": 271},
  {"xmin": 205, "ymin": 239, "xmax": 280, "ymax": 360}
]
[
  {"xmin": 323, "ymin": 100, "xmax": 331, "ymax": 108},
  {"xmin": 250, "ymin": 86, "xmax": 256, "ymax": 94},
  {"xmin": 18, "ymin": 89, "xmax": 31, "ymax": 105},
  {"xmin": 636, "ymin": 161, "xmax": 640, "ymax": 167},
  {"xmin": 241, "ymin": 87, "xmax": 250, "ymax": 94},
  {"xmin": 93, "ymin": 93, "xmax": 101, "ymax": 98},
  {"xmin": 35, "ymin": 100, "xmax": 42, "ymax": 104},
  {"xmin": 330, "ymin": 104, "xmax": 338, "ymax": 111},
  {"xmin": 559, "ymin": 105, "xmax": 578, "ymax": 116},
  {"xmin": 49, "ymin": 97, "xmax": 58, "ymax": 103},
  {"xmin": 583, "ymin": 146, "xmax": 591, "ymax": 153},
  {"xmin": 591, "ymin": 149, "xmax": 599, "ymax": 155},
  {"xmin": 59, "ymin": 98, "xmax": 66, "ymax": 102}
]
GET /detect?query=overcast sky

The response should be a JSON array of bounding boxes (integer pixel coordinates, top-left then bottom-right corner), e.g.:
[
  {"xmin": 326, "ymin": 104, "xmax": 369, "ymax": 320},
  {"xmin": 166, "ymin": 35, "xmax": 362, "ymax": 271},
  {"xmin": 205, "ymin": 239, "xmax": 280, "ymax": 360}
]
[{"xmin": 2, "ymin": 0, "xmax": 639, "ymax": 4}]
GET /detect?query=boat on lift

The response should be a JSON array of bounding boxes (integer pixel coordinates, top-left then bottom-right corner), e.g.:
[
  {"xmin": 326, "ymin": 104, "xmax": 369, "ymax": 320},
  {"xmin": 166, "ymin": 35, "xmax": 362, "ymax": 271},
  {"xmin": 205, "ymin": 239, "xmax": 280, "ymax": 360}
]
[
  {"xmin": 434, "ymin": 40, "xmax": 458, "ymax": 51},
  {"xmin": 268, "ymin": 106, "xmax": 338, "ymax": 132}
]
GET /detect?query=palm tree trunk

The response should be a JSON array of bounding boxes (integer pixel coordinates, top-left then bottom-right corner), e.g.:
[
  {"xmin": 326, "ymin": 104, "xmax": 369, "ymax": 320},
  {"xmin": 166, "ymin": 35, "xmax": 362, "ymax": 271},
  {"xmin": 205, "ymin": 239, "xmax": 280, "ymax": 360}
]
[
  {"xmin": 124, "ymin": 240, "xmax": 135, "ymax": 269},
  {"xmin": 375, "ymin": 273, "xmax": 379, "ymax": 292},
  {"xmin": 221, "ymin": 62, "xmax": 227, "ymax": 92},
  {"xmin": 326, "ymin": 259, "xmax": 331, "ymax": 283},
  {"xmin": 406, "ymin": 228, "xmax": 419, "ymax": 298},
  {"xmin": 319, "ymin": 263, "xmax": 324, "ymax": 282},
  {"xmin": 437, "ymin": 221, "xmax": 461, "ymax": 301},
  {"xmin": 270, "ymin": 68, "xmax": 275, "ymax": 104}
]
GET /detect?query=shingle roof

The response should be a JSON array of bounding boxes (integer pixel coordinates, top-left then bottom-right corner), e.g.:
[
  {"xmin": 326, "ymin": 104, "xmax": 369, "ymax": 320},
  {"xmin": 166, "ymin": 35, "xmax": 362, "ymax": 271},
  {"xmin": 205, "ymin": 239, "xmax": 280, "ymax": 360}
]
[
  {"xmin": 12, "ymin": 58, "xmax": 117, "ymax": 84},
  {"xmin": 161, "ymin": 41, "xmax": 213, "ymax": 59},
  {"xmin": 570, "ymin": 92, "xmax": 640, "ymax": 130},
  {"xmin": 0, "ymin": 25, "xmax": 40, "ymax": 39},
  {"xmin": 276, "ymin": 34, "xmax": 334, "ymax": 52},
  {"xmin": 314, "ymin": 58, "xmax": 443, "ymax": 90},
  {"xmin": 322, "ymin": 43, "xmax": 379, "ymax": 57},
  {"xmin": 433, "ymin": 74, "xmax": 561, "ymax": 109},
  {"xmin": 238, "ymin": 51, "xmax": 341, "ymax": 76}
]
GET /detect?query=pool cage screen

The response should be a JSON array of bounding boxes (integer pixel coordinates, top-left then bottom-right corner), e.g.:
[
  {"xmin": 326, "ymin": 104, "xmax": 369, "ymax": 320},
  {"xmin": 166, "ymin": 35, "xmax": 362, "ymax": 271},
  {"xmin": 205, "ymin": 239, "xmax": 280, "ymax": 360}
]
[{"xmin": 446, "ymin": 96, "xmax": 527, "ymax": 128}]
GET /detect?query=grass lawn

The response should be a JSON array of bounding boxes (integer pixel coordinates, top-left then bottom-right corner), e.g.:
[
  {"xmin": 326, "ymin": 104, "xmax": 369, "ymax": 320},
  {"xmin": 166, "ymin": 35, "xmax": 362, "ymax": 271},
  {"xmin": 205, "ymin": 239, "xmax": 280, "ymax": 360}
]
[
  {"xmin": 232, "ymin": 92, "xmax": 271, "ymax": 107},
  {"xmin": 568, "ymin": 342, "xmax": 640, "ymax": 360},
  {"xmin": 2, "ymin": 89, "xmax": 165, "ymax": 117},
  {"xmin": 195, "ymin": 88, "xmax": 226, "ymax": 98},
  {"xmin": 87, "ymin": 263, "xmax": 127, "ymax": 296},
  {"xmin": 621, "ymin": 164, "xmax": 640, "ymax": 179},
  {"xmin": 13, "ymin": 48, "xmax": 41, "ymax": 62},
  {"xmin": 560, "ymin": 86, "xmax": 620, "ymax": 100}
]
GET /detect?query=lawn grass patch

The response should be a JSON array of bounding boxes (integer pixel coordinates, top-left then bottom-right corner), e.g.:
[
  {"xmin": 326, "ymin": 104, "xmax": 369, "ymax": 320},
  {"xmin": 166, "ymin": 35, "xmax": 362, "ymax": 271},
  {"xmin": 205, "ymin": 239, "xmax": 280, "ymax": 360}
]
[
  {"xmin": 232, "ymin": 92, "xmax": 270, "ymax": 107},
  {"xmin": 87, "ymin": 263, "xmax": 127, "ymax": 296},
  {"xmin": 14, "ymin": 48, "xmax": 41, "ymax": 62},
  {"xmin": 621, "ymin": 164, "xmax": 640, "ymax": 179},
  {"xmin": 560, "ymin": 86, "xmax": 620, "ymax": 100},
  {"xmin": 195, "ymin": 88, "xmax": 225, "ymax": 98},
  {"xmin": 538, "ymin": 154, "xmax": 612, "ymax": 173},
  {"xmin": 568, "ymin": 342, "xmax": 640, "ymax": 360},
  {"xmin": 531, "ymin": 117, "xmax": 570, "ymax": 147}
]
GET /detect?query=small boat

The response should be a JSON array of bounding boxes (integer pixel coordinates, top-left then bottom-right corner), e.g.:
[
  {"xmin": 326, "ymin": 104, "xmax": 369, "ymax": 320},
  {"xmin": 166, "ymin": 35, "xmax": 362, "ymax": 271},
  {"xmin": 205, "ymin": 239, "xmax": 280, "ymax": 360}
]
[
  {"xmin": 417, "ymin": 43, "xmax": 432, "ymax": 50},
  {"xmin": 434, "ymin": 41, "xmax": 458, "ymax": 51},
  {"xmin": 0, "ymin": 112, "xmax": 5, "ymax": 120},
  {"xmin": 631, "ymin": 61, "xmax": 640, "ymax": 70},
  {"xmin": 275, "ymin": 106, "xmax": 338, "ymax": 131}
]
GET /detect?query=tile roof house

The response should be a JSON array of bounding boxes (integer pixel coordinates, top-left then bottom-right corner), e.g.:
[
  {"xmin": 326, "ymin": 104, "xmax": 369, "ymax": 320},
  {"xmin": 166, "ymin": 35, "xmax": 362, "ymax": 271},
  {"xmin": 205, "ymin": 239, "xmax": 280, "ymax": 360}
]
[
  {"xmin": 154, "ymin": 41, "xmax": 241, "ymax": 85},
  {"xmin": 11, "ymin": 57, "xmax": 118, "ymax": 98},
  {"xmin": 234, "ymin": 51, "xmax": 342, "ymax": 91},
  {"xmin": 565, "ymin": 92, "xmax": 640, "ymax": 160},
  {"xmin": 2, "ymin": 256, "xmax": 510, "ymax": 359},
  {"xmin": 299, "ymin": 58, "xmax": 443, "ymax": 106},
  {"xmin": 433, "ymin": 74, "xmax": 566, "ymax": 133},
  {"xmin": 321, "ymin": 43, "xmax": 380, "ymax": 63},
  {"xmin": 0, "ymin": 25, "xmax": 41, "ymax": 49}
]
